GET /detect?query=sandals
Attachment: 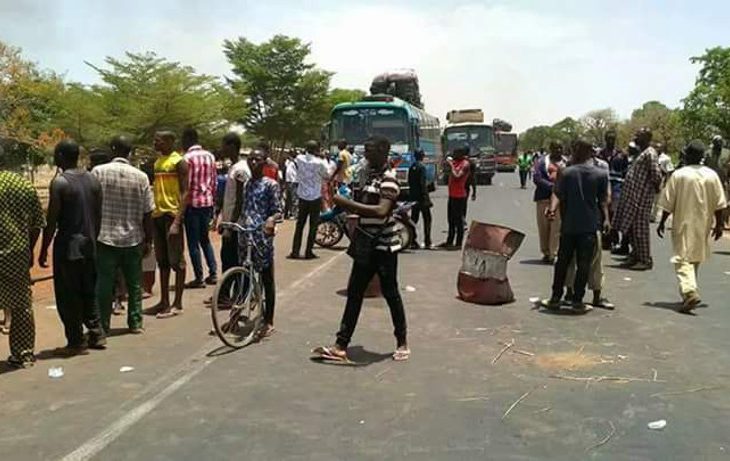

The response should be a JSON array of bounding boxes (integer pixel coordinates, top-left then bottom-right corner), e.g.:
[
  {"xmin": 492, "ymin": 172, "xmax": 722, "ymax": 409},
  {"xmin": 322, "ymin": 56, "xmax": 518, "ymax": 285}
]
[
  {"xmin": 156, "ymin": 307, "xmax": 182, "ymax": 319},
  {"xmin": 254, "ymin": 325, "xmax": 276, "ymax": 342},
  {"xmin": 393, "ymin": 348, "xmax": 411, "ymax": 361},
  {"xmin": 311, "ymin": 345, "xmax": 349, "ymax": 363},
  {"xmin": 679, "ymin": 293, "xmax": 701, "ymax": 313},
  {"xmin": 591, "ymin": 298, "xmax": 615, "ymax": 310}
]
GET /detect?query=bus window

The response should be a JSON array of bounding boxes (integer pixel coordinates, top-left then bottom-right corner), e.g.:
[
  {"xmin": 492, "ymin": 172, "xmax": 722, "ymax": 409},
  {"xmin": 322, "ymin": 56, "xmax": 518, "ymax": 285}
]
[{"xmin": 332, "ymin": 108, "xmax": 409, "ymax": 146}]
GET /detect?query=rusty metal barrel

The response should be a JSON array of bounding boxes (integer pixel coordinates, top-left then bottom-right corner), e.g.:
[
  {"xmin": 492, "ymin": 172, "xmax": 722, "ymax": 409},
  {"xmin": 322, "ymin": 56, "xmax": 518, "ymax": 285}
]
[{"xmin": 457, "ymin": 221, "xmax": 525, "ymax": 305}]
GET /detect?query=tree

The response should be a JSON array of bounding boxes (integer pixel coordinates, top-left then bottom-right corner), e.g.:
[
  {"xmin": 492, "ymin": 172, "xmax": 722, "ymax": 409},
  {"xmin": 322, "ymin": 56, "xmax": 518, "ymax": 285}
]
[
  {"xmin": 551, "ymin": 117, "xmax": 584, "ymax": 146},
  {"xmin": 580, "ymin": 108, "xmax": 618, "ymax": 146},
  {"xmin": 622, "ymin": 101, "xmax": 681, "ymax": 153},
  {"xmin": 224, "ymin": 35, "xmax": 333, "ymax": 148},
  {"xmin": 85, "ymin": 51, "xmax": 235, "ymax": 148},
  {"xmin": 326, "ymin": 88, "xmax": 366, "ymax": 109},
  {"xmin": 0, "ymin": 41, "xmax": 64, "ymax": 172},
  {"xmin": 518, "ymin": 125, "xmax": 555, "ymax": 151},
  {"xmin": 681, "ymin": 47, "xmax": 730, "ymax": 141}
]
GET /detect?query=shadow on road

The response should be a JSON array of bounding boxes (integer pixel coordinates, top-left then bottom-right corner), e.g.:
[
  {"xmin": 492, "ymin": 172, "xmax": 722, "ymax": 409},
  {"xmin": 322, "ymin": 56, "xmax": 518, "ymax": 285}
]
[
  {"xmin": 206, "ymin": 344, "xmax": 243, "ymax": 358},
  {"xmin": 310, "ymin": 345, "xmax": 391, "ymax": 367},
  {"xmin": 519, "ymin": 259, "xmax": 552, "ymax": 266},
  {"xmin": 714, "ymin": 250, "xmax": 730, "ymax": 256},
  {"xmin": 643, "ymin": 301, "xmax": 708, "ymax": 315}
]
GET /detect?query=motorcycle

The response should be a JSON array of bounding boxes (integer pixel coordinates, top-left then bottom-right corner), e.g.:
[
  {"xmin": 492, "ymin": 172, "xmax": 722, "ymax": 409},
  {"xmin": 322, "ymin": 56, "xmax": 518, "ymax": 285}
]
[{"xmin": 314, "ymin": 187, "xmax": 417, "ymax": 251}]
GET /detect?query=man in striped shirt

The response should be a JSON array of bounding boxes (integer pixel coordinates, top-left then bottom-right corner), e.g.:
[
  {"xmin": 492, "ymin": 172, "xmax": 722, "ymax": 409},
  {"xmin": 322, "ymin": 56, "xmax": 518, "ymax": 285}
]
[
  {"xmin": 312, "ymin": 136, "xmax": 410, "ymax": 363},
  {"xmin": 182, "ymin": 127, "xmax": 218, "ymax": 288}
]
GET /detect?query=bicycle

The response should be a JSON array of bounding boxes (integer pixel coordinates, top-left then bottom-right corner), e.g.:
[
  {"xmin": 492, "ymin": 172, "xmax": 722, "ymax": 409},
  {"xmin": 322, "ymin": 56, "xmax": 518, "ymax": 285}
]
[{"xmin": 211, "ymin": 222, "xmax": 268, "ymax": 349}]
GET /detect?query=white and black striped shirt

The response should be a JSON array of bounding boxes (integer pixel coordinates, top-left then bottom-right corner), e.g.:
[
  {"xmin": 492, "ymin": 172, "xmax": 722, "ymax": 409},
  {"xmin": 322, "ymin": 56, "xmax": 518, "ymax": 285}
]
[{"xmin": 358, "ymin": 168, "xmax": 402, "ymax": 252}]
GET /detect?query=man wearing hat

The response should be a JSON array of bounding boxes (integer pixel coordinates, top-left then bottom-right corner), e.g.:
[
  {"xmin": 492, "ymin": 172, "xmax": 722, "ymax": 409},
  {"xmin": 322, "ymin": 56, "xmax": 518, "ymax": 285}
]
[{"xmin": 657, "ymin": 140, "xmax": 727, "ymax": 313}]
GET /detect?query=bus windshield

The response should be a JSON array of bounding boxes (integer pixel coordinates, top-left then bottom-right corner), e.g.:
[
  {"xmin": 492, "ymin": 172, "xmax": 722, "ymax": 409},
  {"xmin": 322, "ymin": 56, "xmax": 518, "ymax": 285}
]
[
  {"xmin": 444, "ymin": 125, "xmax": 494, "ymax": 155},
  {"xmin": 331, "ymin": 107, "xmax": 409, "ymax": 146}
]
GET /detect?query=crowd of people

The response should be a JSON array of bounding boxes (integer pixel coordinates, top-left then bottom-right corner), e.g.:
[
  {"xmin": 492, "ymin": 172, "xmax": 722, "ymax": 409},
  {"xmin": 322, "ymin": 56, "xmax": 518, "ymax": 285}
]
[
  {"xmin": 2, "ymin": 124, "xmax": 729, "ymax": 368},
  {"xmin": 527, "ymin": 129, "xmax": 729, "ymax": 314}
]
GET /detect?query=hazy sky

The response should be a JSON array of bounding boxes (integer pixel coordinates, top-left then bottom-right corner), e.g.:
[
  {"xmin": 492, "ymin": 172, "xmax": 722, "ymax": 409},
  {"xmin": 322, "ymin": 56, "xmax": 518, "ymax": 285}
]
[{"xmin": 1, "ymin": 0, "xmax": 727, "ymax": 131}]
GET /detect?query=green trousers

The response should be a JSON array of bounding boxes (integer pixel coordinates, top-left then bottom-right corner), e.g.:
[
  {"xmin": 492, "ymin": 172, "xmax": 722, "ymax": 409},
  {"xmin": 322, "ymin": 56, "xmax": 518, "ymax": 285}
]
[{"xmin": 96, "ymin": 243, "xmax": 143, "ymax": 333}]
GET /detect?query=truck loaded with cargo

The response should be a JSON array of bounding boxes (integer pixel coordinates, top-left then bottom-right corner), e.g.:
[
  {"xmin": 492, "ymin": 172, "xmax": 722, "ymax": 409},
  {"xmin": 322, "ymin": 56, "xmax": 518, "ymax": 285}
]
[{"xmin": 441, "ymin": 109, "xmax": 497, "ymax": 185}]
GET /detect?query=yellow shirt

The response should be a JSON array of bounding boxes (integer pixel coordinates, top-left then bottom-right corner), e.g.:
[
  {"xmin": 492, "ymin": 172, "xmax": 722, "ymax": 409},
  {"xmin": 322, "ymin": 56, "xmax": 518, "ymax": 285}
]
[
  {"xmin": 337, "ymin": 149, "xmax": 353, "ymax": 183},
  {"xmin": 658, "ymin": 165, "xmax": 727, "ymax": 263},
  {"xmin": 153, "ymin": 151, "xmax": 184, "ymax": 217}
]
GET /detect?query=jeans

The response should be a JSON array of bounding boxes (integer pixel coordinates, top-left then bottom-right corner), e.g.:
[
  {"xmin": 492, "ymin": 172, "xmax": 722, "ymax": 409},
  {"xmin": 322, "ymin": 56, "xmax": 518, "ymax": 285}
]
[
  {"xmin": 53, "ymin": 247, "xmax": 104, "ymax": 346},
  {"xmin": 96, "ymin": 243, "xmax": 143, "ymax": 333},
  {"xmin": 336, "ymin": 251, "xmax": 407, "ymax": 349},
  {"xmin": 185, "ymin": 206, "xmax": 217, "ymax": 281},
  {"xmin": 291, "ymin": 198, "xmax": 321, "ymax": 256},
  {"xmin": 551, "ymin": 232, "xmax": 596, "ymax": 303},
  {"xmin": 220, "ymin": 234, "xmax": 238, "ymax": 273},
  {"xmin": 411, "ymin": 202, "xmax": 432, "ymax": 247},
  {"xmin": 261, "ymin": 265, "xmax": 276, "ymax": 325},
  {"xmin": 447, "ymin": 197, "xmax": 467, "ymax": 246},
  {"xmin": 519, "ymin": 170, "xmax": 528, "ymax": 188}
]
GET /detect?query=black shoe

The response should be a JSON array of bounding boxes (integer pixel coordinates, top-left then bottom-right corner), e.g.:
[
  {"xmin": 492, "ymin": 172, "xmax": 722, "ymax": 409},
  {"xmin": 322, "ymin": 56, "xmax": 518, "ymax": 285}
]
[
  {"xmin": 541, "ymin": 255, "xmax": 555, "ymax": 264},
  {"xmin": 185, "ymin": 279, "xmax": 206, "ymax": 289},
  {"xmin": 304, "ymin": 253, "xmax": 319, "ymax": 260},
  {"xmin": 87, "ymin": 332, "xmax": 107, "ymax": 350},
  {"xmin": 287, "ymin": 253, "xmax": 301, "ymax": 260},
  {"xmin": 6, "ymin": 355, "xmax": 35, "ymax": 369},
  {"xmin": 205, "ymin": 275, "xmax": 218, "ymax": 285}
]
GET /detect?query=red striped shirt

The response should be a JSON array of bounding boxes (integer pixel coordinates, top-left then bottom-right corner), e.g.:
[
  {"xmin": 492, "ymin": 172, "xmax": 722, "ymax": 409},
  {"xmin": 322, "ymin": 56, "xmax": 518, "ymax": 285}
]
[{"xmin": 184, "ymin": 145, "xmax": 217, "ymax": 208}]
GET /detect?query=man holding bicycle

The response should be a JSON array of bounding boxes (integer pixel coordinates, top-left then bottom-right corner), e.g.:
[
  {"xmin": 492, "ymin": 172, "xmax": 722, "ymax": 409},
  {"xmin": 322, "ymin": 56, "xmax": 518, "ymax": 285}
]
[{"xmin": 232, "ymin": 149, "xmax": 282, "ymax": 340}]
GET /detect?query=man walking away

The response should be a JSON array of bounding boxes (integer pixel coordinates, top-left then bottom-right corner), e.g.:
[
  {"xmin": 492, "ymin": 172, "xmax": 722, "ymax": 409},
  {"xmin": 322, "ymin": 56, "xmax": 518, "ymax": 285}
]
[
  {"xmin": 312, "ymin": 136, "xmax": 409, "ymax": 363},
  {"xmin": 39, "ymin": 140, "xmax": 105, "ymax": 353},
  {"xmin": 289, "ymin": 140, "xmax": 328, "ymax": 260},
  {"xmin": 438, "ymin": 146, "xmax": 470, "ymax": 250},
  {"xmin": 284, "ymin": 151, "xmax": 298, "ymax": 219},
  {"xmin": 147, "ymin": 131, "xmax": 189, "ymax": 319},
  {"xmin": 612, "ymin": 128, "xmax": 662, "ymax": 270},
  {"xmin": 542, "ymin": 139, "xmax": 609, "ymax": 313},
  {"xmin": 408, "ymin": 149, "xmax": 432, "ymax": 249},
  {"xmin": 517, "ymin": 151, "xmax": 532, "ymax": 189},
  {"xmin": 92, "ymin": 135, "xmax": 155, "ymax": 335},
  {"xmin": 657, "ymin": 140, "xmax": 726, "ymax": 313},
  {"xmin": 0, "ymin": 161, "xmax": 46, "ymax": 368},
  {"xmin": 533, "ymin": 142, "xmax": 565, "ymax": 263},
  {"xmin": 182, "ymin": 127, "xmax": 218, "ymax": 288}
]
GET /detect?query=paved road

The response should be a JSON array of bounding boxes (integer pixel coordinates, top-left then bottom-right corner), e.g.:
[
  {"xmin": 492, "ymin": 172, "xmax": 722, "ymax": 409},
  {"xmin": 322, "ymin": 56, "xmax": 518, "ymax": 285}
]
[{"xmin": 3, "ymin": 172, "xmax": 730, "ymax": 461}]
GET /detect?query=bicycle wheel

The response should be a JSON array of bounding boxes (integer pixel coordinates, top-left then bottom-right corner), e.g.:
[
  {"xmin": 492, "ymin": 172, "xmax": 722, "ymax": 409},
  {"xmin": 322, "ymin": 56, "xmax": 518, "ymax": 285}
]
[
  {"xmin": 315, "ymin": 221, "xmax": 343, "ymax": 248},
  {"xmin": 211, "ymin": 266, "xmax": 262, "ymax": 348}
]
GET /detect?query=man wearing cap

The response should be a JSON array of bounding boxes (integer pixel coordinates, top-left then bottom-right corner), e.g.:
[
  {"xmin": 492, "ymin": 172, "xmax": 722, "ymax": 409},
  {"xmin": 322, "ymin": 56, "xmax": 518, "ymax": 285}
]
[{"xmin": 657, "ymin": 140, "xmax": 726, "ymax": 313}]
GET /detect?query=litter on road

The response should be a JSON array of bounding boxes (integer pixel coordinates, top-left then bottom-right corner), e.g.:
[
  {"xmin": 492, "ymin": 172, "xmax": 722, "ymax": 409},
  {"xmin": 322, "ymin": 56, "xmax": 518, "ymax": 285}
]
[
  {"xmin": 48, "ymin": 367, "xmax": 64, "ymax": 379},
  {"xmin": 119, "ymin": 366, "xmax": 135, "ymax": 373},
  {"xmin": 648, "ymin": 420, "xmax": 667, "ymax": 430}
]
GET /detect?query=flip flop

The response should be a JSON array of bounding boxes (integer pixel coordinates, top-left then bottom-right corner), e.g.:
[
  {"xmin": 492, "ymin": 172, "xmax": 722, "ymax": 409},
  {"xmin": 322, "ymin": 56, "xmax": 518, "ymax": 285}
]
[
  {"xmin": 254, "ymin": 326, "xmax": 276, "ymax": 342},
  {"xmin": 393, "ymin": 349, "xmax": 411, "ymax": 361},
  {"xmin": 310, "ymin": 345, "xmax": 350, "ymax": 364},
  {"xmin": 569, "ymin": 304, "xmax": 594, "ymax": 315},
  {"xmin": 156, "ymin": 309, "xmax": 181, "ymax": 319},
  {"xmin": 591, "ymin": 298, "xmax": 615, "ymax": 310},
  {"xmin": 540, "ymin": 299, "xmax": 561, "ymax": 311}
]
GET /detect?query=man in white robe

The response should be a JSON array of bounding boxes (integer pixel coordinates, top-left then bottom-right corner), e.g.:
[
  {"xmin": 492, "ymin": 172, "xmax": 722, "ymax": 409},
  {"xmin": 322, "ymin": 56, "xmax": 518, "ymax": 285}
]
[{"xmin": 657, "ymin": 140, "xmax": 727, "ymax": 313}]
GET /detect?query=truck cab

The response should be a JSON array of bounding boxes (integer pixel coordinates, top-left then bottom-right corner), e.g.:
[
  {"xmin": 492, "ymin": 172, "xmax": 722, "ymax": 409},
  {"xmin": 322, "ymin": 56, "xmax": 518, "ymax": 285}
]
[{"xmin": 441, "ymin": 109, "xmax": 496, "ymax": 185}]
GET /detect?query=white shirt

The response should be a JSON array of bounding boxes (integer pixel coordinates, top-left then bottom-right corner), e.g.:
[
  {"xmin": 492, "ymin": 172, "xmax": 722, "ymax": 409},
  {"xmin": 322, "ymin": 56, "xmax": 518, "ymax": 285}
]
[
  {"xmin": 658, "ymin": 152, "xmax": 675, "ymax": 175},
  {"xmin": 295, "ymin": 154, "xmax": 328, "ymax": 201},
  {"xmin": 285, "ymin": 158, "xmax": 298, "ymax": 183},
  {"xmin": 221, "ymin": 160, "xmax": 251, "ymax": 222}
]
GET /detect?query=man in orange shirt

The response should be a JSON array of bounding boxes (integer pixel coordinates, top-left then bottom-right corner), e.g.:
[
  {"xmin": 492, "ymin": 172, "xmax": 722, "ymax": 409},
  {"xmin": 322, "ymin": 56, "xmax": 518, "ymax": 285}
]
[{"xmin": 439, "ymin": 146, "xmax": 471, "ymax": 250}]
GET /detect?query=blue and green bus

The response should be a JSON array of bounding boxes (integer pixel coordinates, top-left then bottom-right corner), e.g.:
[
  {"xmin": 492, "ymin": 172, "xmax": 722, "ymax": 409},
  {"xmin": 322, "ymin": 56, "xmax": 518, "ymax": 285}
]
[{"xmin": 327, "ymin": 95, "xmax": 441, "ymax": 193}]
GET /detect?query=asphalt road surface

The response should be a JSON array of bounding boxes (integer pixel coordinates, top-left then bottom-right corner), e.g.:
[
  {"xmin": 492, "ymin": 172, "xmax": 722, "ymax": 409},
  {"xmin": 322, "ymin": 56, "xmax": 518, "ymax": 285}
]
[{"xmin": 3, "ymin": 172, "xmax": 730, "ymax": 461}]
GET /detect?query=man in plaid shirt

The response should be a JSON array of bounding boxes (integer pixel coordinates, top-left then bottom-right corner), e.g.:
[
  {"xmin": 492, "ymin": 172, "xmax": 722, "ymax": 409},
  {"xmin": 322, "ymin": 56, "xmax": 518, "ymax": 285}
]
[
  {"xmin": 612, "ymin": 128, "xmax": 663, "ymax": 270},
  {"xmin": 181, "ymin": 127, "xmax": 218, "ymax": 288},
  {"xmin": 92, "ymin": 135, "xmax": 155, "ymax": 334}
]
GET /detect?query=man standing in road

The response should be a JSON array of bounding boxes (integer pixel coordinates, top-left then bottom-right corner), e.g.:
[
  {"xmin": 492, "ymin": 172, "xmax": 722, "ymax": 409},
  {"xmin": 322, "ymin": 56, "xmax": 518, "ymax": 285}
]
[
  {"xmin": 533, "ymin": 141, "xmax": 565, "ymax": 263},
  {"xmin": 704, "ymin": 135, "xmax": 730, "ymax": 227},
  {"xmin": 612, "ymin": 128, "xmax": 663, "ymax": 270},
  {"xmin": 438, "ymin": 146, "xmax": 470, "ymax": 250},
  {"xmin": 542, "ymin": 139, "xmax": 609, "ymax": 313},
  {"xmin": 289, "ymin": 140, "xmax": 328, "ymax": 260},
  {"xmin": 147, "ymin": 131, "xmax": 189, "ymax": 319},
  {"xmin": 92, "ymin": 135, "xmax": 155, "ymax": 335},
  {"xmin": 181, "ymin": 127, "xmax": 218, "ymax": 289},
  {"xmin": 517, "ymin": 151, "xmax": 532, "ymax": 189},
  {"xmin": 332, "ymin": 139, "xmax": 353, "ymax": 186},
  {"xmin": 283, "ymin": 151, "xmax": 298, "ymax": 219},
  {"xmin": 312, "ymin": 136, "xmax": 409, "ymax": 363},
  {"xmin": 218, "ymin": 133, "xmax": 250, "ymax": 273},
  {"xmin": 39, "ymin": 140, "xmax": 106, "ymax": 353},
  {"xmin": 0, "ymin": 159, "xmax": 46, "ymax": 368},
  {"xmin": 657, "ymin": 140, "xmax": 727, "ymax": 313},
  {"xmin": 408, "ymin": 149, "xmax": 433, "ymax": 249},
  {"xmin": 651, "ymin": 144, "xmax": 675, "ymax": 222}
]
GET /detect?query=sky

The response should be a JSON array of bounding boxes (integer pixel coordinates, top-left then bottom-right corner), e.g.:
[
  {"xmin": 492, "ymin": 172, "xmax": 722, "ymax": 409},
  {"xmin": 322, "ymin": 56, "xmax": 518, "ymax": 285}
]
[{"xmin": 1, "ymin": 0, "xmax": 728, "ymax": 131}]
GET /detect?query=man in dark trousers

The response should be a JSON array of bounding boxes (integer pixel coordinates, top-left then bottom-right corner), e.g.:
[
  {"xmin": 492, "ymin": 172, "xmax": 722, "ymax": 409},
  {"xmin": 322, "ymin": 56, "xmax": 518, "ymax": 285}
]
[
  {"xmin": 542, "ymin": 139, "xmax": 609, "ymax": 313},
  {"xmin": 39, "ymin": 140, "xmax": 106, "ymax": 353},
  {"xmin": 289, "ymin": 140, "xmax": 328, "ymax": 260},
  {"xmin": 408, "ymin": 149, "xmax": 432, "ymax": 249},
  {"xmin": 438, "ymin": 146, "xmax": 470, "ymax": 250}
]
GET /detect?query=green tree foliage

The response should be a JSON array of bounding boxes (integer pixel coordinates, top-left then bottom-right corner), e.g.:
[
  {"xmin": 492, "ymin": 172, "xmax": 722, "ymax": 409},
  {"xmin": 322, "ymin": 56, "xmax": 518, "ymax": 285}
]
[
  {"xmin": 84, "ymin": 52, "xmax": 236, "ymax": 151},
  {"xmin": 327, "ymin": 88, "xmax": 366, "ymax": 108},
  {"xmin": 518, "ymin": 125, "xmax": 554, "ymax": 151},
  {"xmin": 224, "ymin": 35, "xmax": 333, "ymax": 148},
  {"xmin": 0, "ymin": 41, "xmax": 64, "ymax": 171},
  {"xmin": 621, "ymin": 101, "xmax": 680, "ymax": 153},
  {"xmin": 580, "ymin": 108, "xmax": 618, "ymax": 146},
  {"xmin": 681, "ymin": 47, "xmax": 730, "ymax": 140}
]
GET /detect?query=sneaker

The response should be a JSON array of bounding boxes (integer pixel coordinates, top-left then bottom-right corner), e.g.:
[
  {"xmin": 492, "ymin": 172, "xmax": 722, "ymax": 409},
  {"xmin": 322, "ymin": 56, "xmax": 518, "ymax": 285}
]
[
  {"xmin": 205, "ymin": 275, "xmax": 218, "ymax": 285},
  {"xmin": 679, "ymin": 293, "xmax": 701, "ymax": 313},
  {"xmin": 87, "ymin": 332, "xmax": 107, "ymax": 350},
  {"xmin": 185, "ymin": 279, "xmax": 206, "ymax": 289},
  {"xmin": 628, "ymin": 262, "xmax": 652, "ymax": 271},
  {"xmin": 129, "ymin": 327, "xmax": 145, "ymax": 334},
  {"xmin": 304, "ymin": 253, "xmax": 319, "ymax": 260},
  {"xmin": 286, "ymin": 253, "xmax": 301, "ymax": 260},
  {"xmin": 541, "ymin": 255, "xmax": 555, "ymax": 264},
  {"xmin": 6, "ymin": 355, "xmax": 35, "ymax": 369}
]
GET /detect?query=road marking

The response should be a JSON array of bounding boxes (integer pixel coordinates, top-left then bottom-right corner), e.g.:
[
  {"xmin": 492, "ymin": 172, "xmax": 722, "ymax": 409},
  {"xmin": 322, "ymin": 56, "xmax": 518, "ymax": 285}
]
[{"xmin": 60, "ymin": 252, "xmax": 345, "ymax": 461}]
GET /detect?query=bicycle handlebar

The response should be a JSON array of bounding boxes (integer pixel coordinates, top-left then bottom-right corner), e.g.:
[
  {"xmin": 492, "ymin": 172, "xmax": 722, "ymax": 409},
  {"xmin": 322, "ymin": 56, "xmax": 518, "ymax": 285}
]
[{"xmin": 219, "ymin": 218, "xmax": 283, "ymax": 233}]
